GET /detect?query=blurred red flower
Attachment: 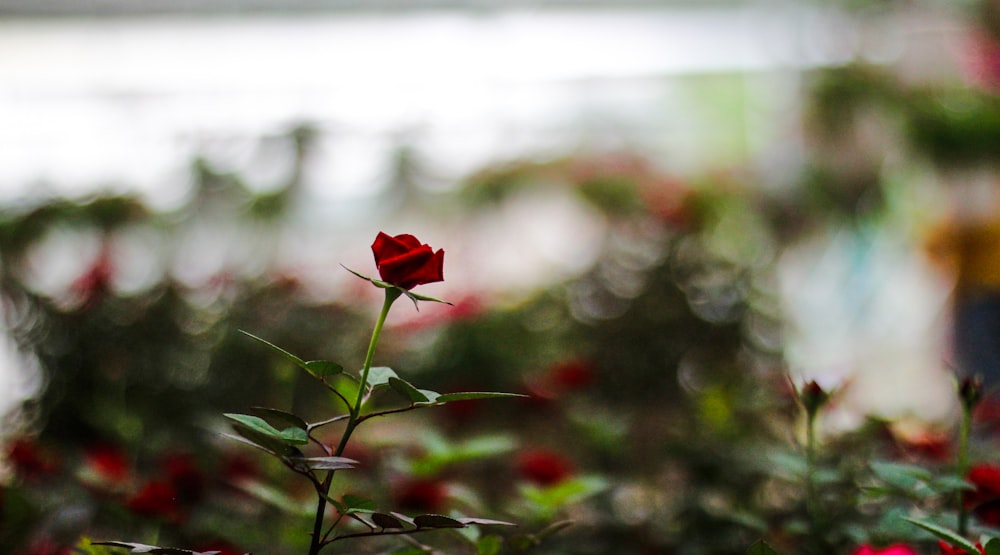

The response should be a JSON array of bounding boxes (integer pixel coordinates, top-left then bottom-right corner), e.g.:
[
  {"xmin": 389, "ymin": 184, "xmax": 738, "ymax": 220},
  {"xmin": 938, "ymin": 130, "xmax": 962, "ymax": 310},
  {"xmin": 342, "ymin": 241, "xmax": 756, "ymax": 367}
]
[
  {"xmin": 161, "ymin": 451, "xmax": 205, "ymax": 504},
  {"xmin": 20, "ymin": 539, "xmax": 72, "ymax": 555},
  {"xmin": 938, "ymin": 540, "xmax": 985, "ymax": 554},
  {"xmin": 6, "ymin": 439, "xmax": 59, "ymax": 481},
  {"xmin": 126, "ymin": 479, "xmax": 184, "ymax": 523},
  {"xmin": 965, "ymin": 464, "xmax": 1000, "ymax": 526},
  {"xmin": 82, "ymin": 443, "xmax": 130, "ymax": 487},
  {"xmin": 851, "ymin": 544, "xmax": 918, "ymax": 555},
  {"xmin": 192, "ymin": 540, "xmax": 244, "ymax": 555},
  {"xmin": 371, "ymin": 232, "xmax": 444, "ymax": 290},
  {"xmin": 525, "ymin": 359, "xmax": 597, "ymax": 402},
  {"xmin": 393, "ymin": 478, "xmax": 448, "ymax": 513},
  {"xmin": 220, "ymin": 452, "xmax": 258, "ymax": 484},
  {"xmin": 516, "ymin": 449, "xmax": 575, "ymax": 486}
]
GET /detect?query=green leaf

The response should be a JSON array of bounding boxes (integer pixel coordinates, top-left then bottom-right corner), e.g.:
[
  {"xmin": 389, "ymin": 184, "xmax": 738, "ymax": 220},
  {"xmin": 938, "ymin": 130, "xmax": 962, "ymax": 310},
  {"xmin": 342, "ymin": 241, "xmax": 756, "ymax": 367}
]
[
  {"xmin": 227, "ymin": 426, "xmax": 302, "ymax": 458},
  {"xmin": 870, "ymin": 461, "xmax": 933, "ymax": 490},
  {"xmin": 413, "ymin": 514, "xmax": 466, "ymax": 528},
  {"xmin": 905, "ymin": 517, "xmax": 981, "ymax": 554},
  {"xmin": 436, "ymin": 392, "xmax": 528, "ymax": 402},
  {"xmin": 224, "ymin": 413, "xmax": 308, "ymax": 445},
  {"xmin": 340, "ymin": 494, "xmax": 377, "ymax": 514},
  {"xmin": 240, "ymin": 331, "xmax": 310, "ymax": 371},
  {"xmin": 306, "ymin": 360, "xmax": 344, "ymax": 378},
  {"xmin": 389, "ymin": 377, "xmax": 432, "ymax": 403},
  {"xmin": 248, "ymin": 407, "xmax": 308, "ymax": 431},
  {"xmin": 521, "ymin": 476, "xmax": 608, "ymax": 512},
  {"xmin": 365, "ymin": 367, "xmax": 398, "ymax": 388},
  {"xmin": 747, "ymin": 539, "xmax": 778, "ymax": 555},
  {"xmin": 341, "ymin": 265, "xmax": 394, "ymax": 289},
  {"xmin": 476, "ymin": 535, "xmax": 503, "ymax": 555},
  {"xmin": 984, "ymin": 538, "xmax": 1000, "ymax": 555}
]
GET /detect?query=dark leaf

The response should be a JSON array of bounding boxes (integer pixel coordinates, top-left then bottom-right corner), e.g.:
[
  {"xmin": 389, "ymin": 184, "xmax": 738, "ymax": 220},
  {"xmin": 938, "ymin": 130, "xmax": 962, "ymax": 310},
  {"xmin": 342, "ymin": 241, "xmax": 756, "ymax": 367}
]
[
  {"xmin": 91, "ymin": 542, "xmax": 220, "ymax": 555},
  {"xmin": 372, "ymin": 512, "xmax": 407, "ymax": 529},
  {"xmin": 390, "ymin": 512, "xmax": 417, "ymax": 528},
  {"xmin": 458, "ymin": 517, "xmax": 517, "ymax": 527},
  {"xmin": 985, "ymin": 538, "xmax": 1000, "ymax": 555},
  {"xmin": 746, "ymin": 539, "xmax": 778, "ymax": 555},
  {"xmin": 413, "ymin": 514, "xmax": 466, "ymax": 529}
]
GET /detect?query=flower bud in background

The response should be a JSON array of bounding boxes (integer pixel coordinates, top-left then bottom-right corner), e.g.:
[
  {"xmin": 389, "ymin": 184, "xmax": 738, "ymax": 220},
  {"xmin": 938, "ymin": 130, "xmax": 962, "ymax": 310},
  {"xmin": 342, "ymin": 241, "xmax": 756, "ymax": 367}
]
[
  {"xmin": 799, "ymin": 380, "xmax": 829, "ymax": 419},
  {"xmin": 960, "ymin": 375, "xmax": 984, "ymax": 412}
]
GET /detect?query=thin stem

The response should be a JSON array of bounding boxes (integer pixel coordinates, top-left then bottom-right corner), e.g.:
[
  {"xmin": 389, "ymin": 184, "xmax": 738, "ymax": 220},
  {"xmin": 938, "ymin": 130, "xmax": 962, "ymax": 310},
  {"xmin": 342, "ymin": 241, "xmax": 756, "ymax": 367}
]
[
  {"xmin": 307, "ymin": 287, "xmax": 401, "ymax": 555},
  {"xmin": 805, "ymin": 408, "xmax": 825, "ymax": 549},
  {"xmin": 957, "ymin": 401, "xmax": 973, "ymax": 537}
]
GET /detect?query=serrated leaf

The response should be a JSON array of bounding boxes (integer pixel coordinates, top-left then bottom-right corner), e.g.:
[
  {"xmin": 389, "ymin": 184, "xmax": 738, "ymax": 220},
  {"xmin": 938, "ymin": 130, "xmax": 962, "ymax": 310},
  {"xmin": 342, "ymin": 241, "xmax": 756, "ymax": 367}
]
[
  {"xmin": 905, "ymin": 517, "xmax": 981, "ymax": 554},
  {"xmin": 248, "ymin": 407, "xmax": 308, "ymax": 431},
  {"xmin": 413, "ymin": 514, "xmax": 466, "ymax": 528},
  {"xmin": 306, "ymin": 360, "xmax": 344, "ymax": 378},
  {"xmin": 224, "ymin": 414, "xmax": 308, "ymax": 445},
  {"xmin": 746, "ymin": 539, "xmax": 778, "ymax": 555},
  {"xmin": 365, "ymin": 367, "xmax": 398, "ymax": 388},
  {"xmin": 389, "ymin": 377, "xmax": 432, "ymax": 403},
  {"xmin": 436, "ymin": 392, "xmax": 527, "ymax": 402},
  {"xmin": 458, "ymin": 517, "xmax": 517, "ymax": 527},
  {"xmin": 985, "ymin": 538, "xmax": 1000, "ymax": 555},
  {"xmin": 372, "ymin": 512, "xmax": 406, "ymax": 529},
  {"xmin": 288, "ymin": 456, "xmax": 359, "ymax": 471}
]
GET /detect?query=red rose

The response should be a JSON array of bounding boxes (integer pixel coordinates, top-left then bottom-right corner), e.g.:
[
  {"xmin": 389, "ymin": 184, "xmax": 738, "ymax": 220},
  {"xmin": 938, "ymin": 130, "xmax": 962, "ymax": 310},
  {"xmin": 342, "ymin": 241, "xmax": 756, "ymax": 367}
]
[
  {"xmin": 371, "ymin": 232, "xmax": 444, "ymax": 290},
  {"xmin": 851, "ymin": 544, "xmax": 918, "ymax": 555},
  {"xmin": 516, "ymin": 449, "xmax": 575, "ymax": 486}
]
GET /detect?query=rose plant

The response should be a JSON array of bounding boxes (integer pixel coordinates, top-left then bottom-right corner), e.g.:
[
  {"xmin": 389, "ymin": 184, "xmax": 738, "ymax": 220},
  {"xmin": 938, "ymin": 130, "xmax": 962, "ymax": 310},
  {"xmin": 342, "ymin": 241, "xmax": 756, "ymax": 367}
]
[{"xmin": 91, "ymin": 232, "xmax": 523, "ymax": 555}]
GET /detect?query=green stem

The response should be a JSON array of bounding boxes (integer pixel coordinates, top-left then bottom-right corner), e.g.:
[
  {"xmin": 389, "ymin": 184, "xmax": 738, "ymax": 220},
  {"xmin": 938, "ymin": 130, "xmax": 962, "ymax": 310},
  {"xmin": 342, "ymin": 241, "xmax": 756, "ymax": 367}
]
[
  {"xmin": 957, "ymin": 401, "xmax": 972, "ymax": 537},
  {"xmin": 806, "ymin": 409, "xmax": 816, "ymax": 510},
  {"xmin": 308, "ymin": 287, "xmax": 401, "ymax": 555}
]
